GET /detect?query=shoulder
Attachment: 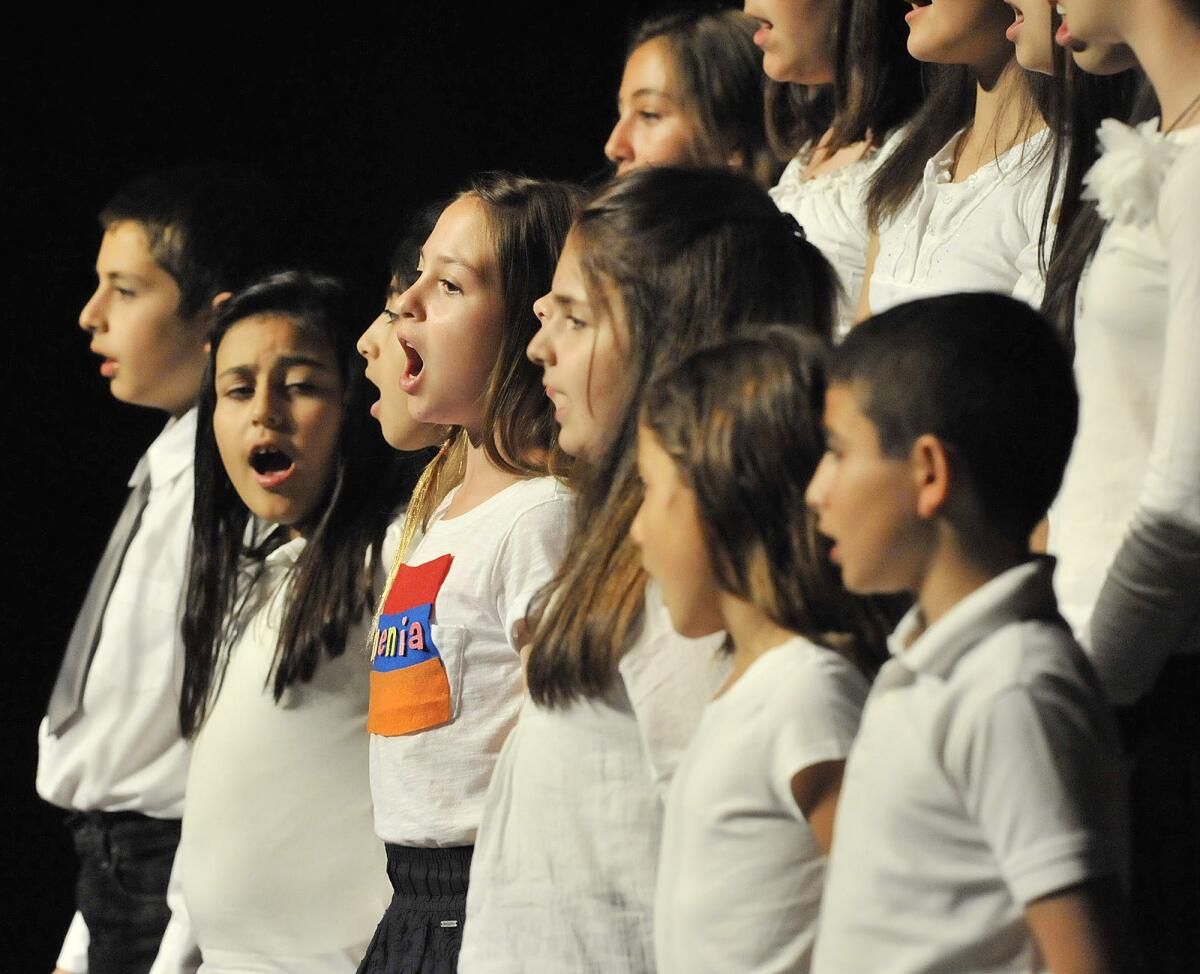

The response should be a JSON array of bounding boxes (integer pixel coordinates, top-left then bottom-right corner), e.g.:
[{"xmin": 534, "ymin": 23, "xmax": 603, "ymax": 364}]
[{"xmin": 1160, "ymin": 139, "xmax": 1200, "ymax": 233}]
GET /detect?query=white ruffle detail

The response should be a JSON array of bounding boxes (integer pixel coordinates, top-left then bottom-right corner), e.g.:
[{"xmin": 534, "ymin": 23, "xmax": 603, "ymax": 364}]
[{"xmin": 1082, "ymin": 118, "xmax": 1180, "ymax": 228}]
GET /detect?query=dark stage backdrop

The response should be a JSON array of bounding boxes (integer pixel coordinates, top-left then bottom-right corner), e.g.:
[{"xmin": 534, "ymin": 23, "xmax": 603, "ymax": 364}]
[{"xmin": 4, "ymin": 3, "xmax": 683, "ymax": 964}]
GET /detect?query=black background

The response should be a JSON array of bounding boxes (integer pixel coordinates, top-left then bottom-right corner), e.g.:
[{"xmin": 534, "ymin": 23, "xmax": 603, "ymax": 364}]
[{"xmin": 4, "ymin": 3, "xmax": 678, "ymax": 964}]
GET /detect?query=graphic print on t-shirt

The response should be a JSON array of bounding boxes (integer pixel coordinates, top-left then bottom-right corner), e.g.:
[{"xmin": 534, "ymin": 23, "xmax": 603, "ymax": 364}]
[{"xmin": 368, "ymin": 553, "xmax": 454, "ymax": 736}]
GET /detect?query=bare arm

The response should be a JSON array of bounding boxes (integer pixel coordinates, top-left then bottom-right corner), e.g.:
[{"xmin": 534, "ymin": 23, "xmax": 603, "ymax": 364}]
[
  {"xmin": 855, "ymin": 231, "xmax": 879, "ymax": 325},
  {"xmin": 1025, "ymin": 877, "xmax": 1139, "ymax": 974},
  {"xmin": 789, "ymin": 759, "xmax": 846, "ymax": 855}
]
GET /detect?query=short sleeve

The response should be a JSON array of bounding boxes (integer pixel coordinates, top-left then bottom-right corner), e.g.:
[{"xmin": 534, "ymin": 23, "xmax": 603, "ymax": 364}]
[
  {"xmin": 491, "ymin": 490, "xmax": 574, "ymax": 651},
  {"xmin": 766, "ymin": 652, "xmax": 867, "ymax": 819},
  {"xmin": 954, "ymin": 681, "xmax": 1122, "ymax": 905}
]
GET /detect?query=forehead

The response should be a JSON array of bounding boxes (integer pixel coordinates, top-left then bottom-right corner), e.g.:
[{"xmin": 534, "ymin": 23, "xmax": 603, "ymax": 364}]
[
  {"xmin": 96, "ymin": 221, "xmax": 166, "ymax": 276},
  {"xmin": 424, "ymin": 195, "xmax": 495, "ymax": 279},
  {"xmin": 216, "ymin": 313, "xmax": 336, "ymax": 365},
  {"xmin": 824, "ymin": 382, "xmax": 880, "ymax": 443},
  {"xmin": 621, "ymin": 36, "xmax": 680, "ymax": 97}
]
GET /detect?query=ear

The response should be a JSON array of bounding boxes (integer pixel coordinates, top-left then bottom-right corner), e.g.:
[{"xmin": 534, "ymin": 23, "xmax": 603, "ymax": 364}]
[
  {"xmin": 211, "ymin": 291, "xmax": 233, "ymax": 310},
  {"xmin": 910, "ymin": 433, "xmax": 952, "ymax": 520}
]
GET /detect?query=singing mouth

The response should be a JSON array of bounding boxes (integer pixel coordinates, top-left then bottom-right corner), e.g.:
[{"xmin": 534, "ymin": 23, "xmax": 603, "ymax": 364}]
[
  {"xmin": 401, "ymin": 339, "xmax": 424, "ymax": 379},
  {"xmin": 250, "ymin": 445, "xmax": 296, "ymax": 488}
]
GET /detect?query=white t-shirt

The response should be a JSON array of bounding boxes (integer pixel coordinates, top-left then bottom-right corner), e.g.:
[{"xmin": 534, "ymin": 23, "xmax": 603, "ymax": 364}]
[
  {"xmin": 869, "ymin": 126, "xmax": 1054, "ymax": 315},
  {"xmin": 812, "ymin": 559, "xmax": 1125, "ymax": 974},
  {"xmin": 369, "ymin": 476, "xmax": 573, "ymax": 847},
  {"xmin": 38, "ymin": 409, "xmax": 197, "ymax": 974},
  {"xmin": 655, "ymin": 636, "xmax": 868, "ymax": 974},
  {"xmin": 1050, "ymin": 126, "xmax": 1200, "ymax": 702},
  {"xmin": 164, "ymin": 534, "xmax": 391, "ymax": 974},
  {"xmin": 458, "ymin": 585, "xmax": 727, "ymax": 973}
]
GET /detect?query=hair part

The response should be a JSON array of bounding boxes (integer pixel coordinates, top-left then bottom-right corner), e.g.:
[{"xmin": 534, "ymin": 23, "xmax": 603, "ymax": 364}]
[
  {"xmin": 642, "ymin": 327, "xmax": 891, "ymax": 676},
  {"xmin": 181, "ymin": 270, "xmax": 430, "ymax": 737},
  {"xmin": 99, "ymin": 164, "xmax": 308, "ymax": 320},
  {"xmin": 526, "ymin": 166, "xmax": 839, "ymax": 707},
  {"xmin": 830, "ymin": 293, "xmax": 1078, "ymax": 542}
]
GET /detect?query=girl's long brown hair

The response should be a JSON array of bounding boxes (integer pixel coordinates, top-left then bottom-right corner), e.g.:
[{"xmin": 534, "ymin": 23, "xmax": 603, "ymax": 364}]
[
  {"xmin": 525, "ymin": 167, "xmax": 839, "ymax": 706},
  {"xmin": 641, "ymin": 328, "xmax": 891, "ymax": 677}
]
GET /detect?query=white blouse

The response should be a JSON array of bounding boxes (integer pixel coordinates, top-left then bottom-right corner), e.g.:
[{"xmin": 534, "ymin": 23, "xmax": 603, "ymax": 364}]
[
  {"xmin": 869, "ymin": 126, "xmax": 1055, "ymax": 315},
  {"xmin": 1049, "ymin": 121, "xmax": 1200, "ymax": 703},
  {"xmin": 770, "ymin": 141, "xmax": 885, "ymax": 339},
  {"xmin": 458, "ymin": 586, "xmax": 727, "ymax": 973}
]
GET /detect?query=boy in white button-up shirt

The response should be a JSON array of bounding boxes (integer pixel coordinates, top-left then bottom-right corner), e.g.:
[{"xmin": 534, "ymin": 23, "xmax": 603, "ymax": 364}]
[
  {"xmin": 805, "ymin": 293, "xmax": 1135, "ymax": 974},
  {"xmin": 39, "ymin": 167, "xmax": 303, "ymax": 974}
]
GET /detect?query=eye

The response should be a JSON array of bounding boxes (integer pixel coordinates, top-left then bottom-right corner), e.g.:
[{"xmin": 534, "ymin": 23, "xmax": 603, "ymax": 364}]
[
  {"xmin": 114, "ymin": 286, "xmax": 136, "ymax": 299},
  {"xmin": 381, "ymin": 308, "xmax": 399, "ymax": 324},
  {"xmin": 567, "ymin": 315, "xmax": 587, "ymax": 330},
  {"xmin": 638, "ymin": 110, "xmax": 662, "ymax": 123},
  {"xmin": 439, "ymin": 278, "xmax": 463, "ymax": 296},
  {"xmin": 221, "ymin": 384, "xmax": 253, "ymax": 401}
]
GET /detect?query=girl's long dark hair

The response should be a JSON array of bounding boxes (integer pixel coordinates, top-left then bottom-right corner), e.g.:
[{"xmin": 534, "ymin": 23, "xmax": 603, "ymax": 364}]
[
  {"xmin": 1041, "ymin": 61, "xmax": 1156, "ymax": 352},
  {"xmin": 525, "ymin": 167, "xmax": 839, "ymax": 707},
  {"xmin": 181, "ymin": 271, "xmax": 429, "ymax": 737}
]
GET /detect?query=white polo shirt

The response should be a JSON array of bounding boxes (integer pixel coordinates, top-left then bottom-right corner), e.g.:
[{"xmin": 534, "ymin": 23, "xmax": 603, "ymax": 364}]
[{"xmin": 812, "ymin": 559, "xmax": 1125, "ymax": 974}]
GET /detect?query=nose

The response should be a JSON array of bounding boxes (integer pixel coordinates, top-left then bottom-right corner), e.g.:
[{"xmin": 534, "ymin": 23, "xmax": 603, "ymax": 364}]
[
  {"xmin": 526, "ymin": 295, "xmax": 554, "ymax": 366},
  {"xmin": 395, "ymin": 278, "xmax": 423, "ymax": 322},
  {"xmin": 79, "ymin": 285, "xmax": 106, "ymax": 334},
  {"xmin": 252, "ymin": 383, "xmax": 284, "ymax": 430},
  {"xmin": 357, "ymin": 312, "xmax": 386, "ymax": 361},
  {"xmin": 805, "ymin": 453, "xmax": 832, "ymax": 511},
  {"xmin": 604, "ymin": 113, "xmax": 633, "ymax": 170}
]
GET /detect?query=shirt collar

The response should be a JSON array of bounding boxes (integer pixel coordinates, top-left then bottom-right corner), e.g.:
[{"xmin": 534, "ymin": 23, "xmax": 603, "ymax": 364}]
[
  {"xmin": 134, "ymin": 407, "xmax": 198, "ymax": 489},
  {"xmin": 887, "ymin": 557, "xmax": 1063, "ymax": 680}
]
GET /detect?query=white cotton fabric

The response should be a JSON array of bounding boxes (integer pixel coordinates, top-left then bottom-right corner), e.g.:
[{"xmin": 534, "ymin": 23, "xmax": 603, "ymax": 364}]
[
  {"xmin": 458, "ymin": 584, "xmax": 727, "ymax": 973},
  {"xmin": 165, "ymin": 533, "xmax": 393, "ymax": 973},
  {"xmin": 654, "ymin": 636, "xmax": 868, "ymax": 974},
  {"xmin": 38, "ymin": 409, "xmax": 197, "ymax": 974},
  {"xmin": 812, "ymin": 559, "xmax": 1125, "ymax": 974},
  {"xmin": 869, "ymin": 127, "xmax": 1055, "ymax": 315},
  {"xmin": 1049, "ymin": 127, "xmax": 1200, "ymax": 699},
  {"xmin": 770, "ymin": 132, "xmax": 901, "ymax": 339},
  {"xmin": 369, "ymin": 477, "xmax": 573, "ymax": 848}
]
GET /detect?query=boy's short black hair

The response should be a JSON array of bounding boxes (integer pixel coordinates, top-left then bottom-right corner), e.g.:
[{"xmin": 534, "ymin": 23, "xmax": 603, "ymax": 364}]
[
  {"xmin": 830, "ymin": 293, "xmax": 1078, "ymax": 540},
  {"xmin": 100, "ymin": 164, "xmax": 307, "ymax": 320}
]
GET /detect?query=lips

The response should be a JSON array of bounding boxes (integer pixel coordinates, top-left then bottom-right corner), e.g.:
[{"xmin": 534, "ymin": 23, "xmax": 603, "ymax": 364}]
[
  {"xmin": 750, "ymin": 17, "xmax": 772, "ymax": 47},
  {"xmin": 250, "ymin": 443, "xmax": 296, "ymax": 489},
  {"xmin": 905, "ymin": 0, "xmax": 932, "ymax": 24}
]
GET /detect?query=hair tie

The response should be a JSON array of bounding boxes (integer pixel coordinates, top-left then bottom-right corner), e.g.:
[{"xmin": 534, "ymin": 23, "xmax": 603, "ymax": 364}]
[{"xmin": 781, "ymin": 211, "xmax": 807, "ymax": 242}]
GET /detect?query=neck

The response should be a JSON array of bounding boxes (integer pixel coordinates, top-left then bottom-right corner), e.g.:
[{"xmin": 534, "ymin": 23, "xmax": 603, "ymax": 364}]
[
  {"xmin": 1124, "ymin": 8, "xmax": 1200, "ymax": 130},
  {"xmin": 719, "ymin": 594, "xmax": 795, "ymax": 689},
  {"xmin": 973, "ymin": 57, "xmax": 1038, "ymax": 148},
  {"xmin": 914, "ymin": 524, "xmax": 1025, "ymax": 631},
  {"xmin": 446, "ymin": 427, "xmax": 523, "ymax": 517}
]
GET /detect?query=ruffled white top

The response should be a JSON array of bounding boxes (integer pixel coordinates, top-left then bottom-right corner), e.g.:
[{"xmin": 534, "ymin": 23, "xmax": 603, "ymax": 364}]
[
  {"xmin": 770, "ymin": 135, "xmax": 897, "ymax": 339},
  {"xmin": 869, "ymin": 126, "xmax": 1055, "ymax": 315}
]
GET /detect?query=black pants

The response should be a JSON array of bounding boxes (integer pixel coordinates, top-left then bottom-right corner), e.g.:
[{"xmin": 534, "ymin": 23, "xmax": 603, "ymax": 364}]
[
  {"xmin": 356, "ymin": 844, "xmax": 473, "ymax": 974},
  {"xmin": 66, "ymin": 810, "xmax": 180, "ymax": 974}
]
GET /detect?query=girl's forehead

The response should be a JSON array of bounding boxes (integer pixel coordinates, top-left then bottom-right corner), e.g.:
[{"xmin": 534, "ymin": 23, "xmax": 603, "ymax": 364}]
[
  {"xmin": 423, "ymin": 195, "xmax": 496, "ymax": 281},
  {"xmin": 216, "ymin": 313, "xmax": 337, "ymax": 366}
]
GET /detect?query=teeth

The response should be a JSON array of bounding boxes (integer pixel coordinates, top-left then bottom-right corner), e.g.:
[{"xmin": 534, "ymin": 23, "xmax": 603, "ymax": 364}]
[{"xmin": 1056, "ymin": 3, "xmax": 1065, "ymax": 12}]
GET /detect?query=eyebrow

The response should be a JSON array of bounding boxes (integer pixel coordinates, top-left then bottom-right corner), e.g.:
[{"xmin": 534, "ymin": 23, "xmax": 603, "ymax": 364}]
[
  {"xmin": 420, "ymin": 247, "xmax": 487, "ymax": 282},
  {"xmin": 551, "ymin": 291, "xmax": 589, "ymax": 311},
  {"xmin": 216, "ymin": 355, "xmax": 332, "ymax": 380},
  {"xmin": 101, "ymin": 271, "xmax": 152, "ymax": 285}
]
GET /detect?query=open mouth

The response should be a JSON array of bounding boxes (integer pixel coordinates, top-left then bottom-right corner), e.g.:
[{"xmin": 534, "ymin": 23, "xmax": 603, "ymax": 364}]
[
  {"xmin": 401, "ymin": 339, "xmax": 424, "ymax": 378},
  {"xmin": 250, "ymin": 445, "xmax": 295, "ymax": 488}
]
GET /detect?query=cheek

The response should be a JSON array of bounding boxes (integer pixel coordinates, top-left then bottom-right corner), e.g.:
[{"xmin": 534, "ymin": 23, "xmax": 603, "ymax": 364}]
[{"xmin": 211, "ymin": 408, "xmax": 243, "ymax": 476}]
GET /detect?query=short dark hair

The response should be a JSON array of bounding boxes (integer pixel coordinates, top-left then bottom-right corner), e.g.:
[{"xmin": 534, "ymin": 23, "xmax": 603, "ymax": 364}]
[
  {"xmin": 830, "ymin": 293, "xmax": 1078, "ymax": 540},
  {"xmin": 99, "ymin": 164, "xmax": 307, "ymax": 319}
]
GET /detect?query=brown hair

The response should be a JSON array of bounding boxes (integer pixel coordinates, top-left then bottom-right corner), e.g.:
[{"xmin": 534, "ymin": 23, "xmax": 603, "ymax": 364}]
[
  {"xmin": 641, "ymin": 327, "xmax": 890, "ymax": 676},
  {"xmin": 525, "ymin": 166, "xmax": 839, "ymax": 706},
  {"xmin": 402, "ymin": 173, "xmax": 586, "ymax": 535},
  {"xmin": 628, "ymin": 8, "xmax": 780, "ymax": 187}
]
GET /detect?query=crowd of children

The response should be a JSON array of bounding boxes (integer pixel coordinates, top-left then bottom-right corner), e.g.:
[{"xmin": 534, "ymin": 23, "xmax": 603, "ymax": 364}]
[{"xmin": 38, "ymin": 1, "xmax": 1200, "ymax": 972}]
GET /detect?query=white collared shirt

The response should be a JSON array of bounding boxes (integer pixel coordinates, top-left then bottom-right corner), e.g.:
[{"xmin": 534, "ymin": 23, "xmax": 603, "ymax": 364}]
[
  {"xmin": 813, "ymin": 560, "xmax": 1125, "ymax": 974},
  {"xmin": 38, "ymin": 409, "xmax": 197, "ymax": 972},
  {"xmin": 870, "ymin": 127, "xmax": 1054, "ymax": 315}
]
